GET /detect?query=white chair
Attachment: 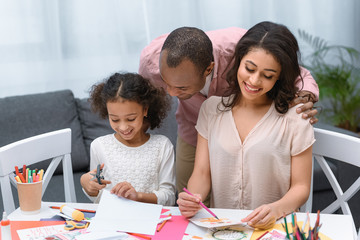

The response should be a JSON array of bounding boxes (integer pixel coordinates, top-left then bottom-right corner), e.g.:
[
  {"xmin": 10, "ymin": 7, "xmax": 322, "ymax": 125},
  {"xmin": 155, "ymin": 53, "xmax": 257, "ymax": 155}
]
[
  {"xmin": 302, "ymin": 128, "xmax": 360, "ymax": 239},
  {"xmin": 0, "ymin": 128, "xmax": 77, "ymax": 214}
]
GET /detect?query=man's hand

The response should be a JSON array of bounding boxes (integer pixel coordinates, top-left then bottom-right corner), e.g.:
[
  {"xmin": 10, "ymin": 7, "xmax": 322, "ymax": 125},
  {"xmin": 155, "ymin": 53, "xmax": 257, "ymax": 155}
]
[{"xmin": 291, "ymin": 91, "xmax": 318, "ymax": 125}]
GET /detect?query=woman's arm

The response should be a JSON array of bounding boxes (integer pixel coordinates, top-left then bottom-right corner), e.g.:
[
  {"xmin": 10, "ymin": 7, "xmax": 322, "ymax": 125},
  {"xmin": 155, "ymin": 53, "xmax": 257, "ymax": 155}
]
[
  {"xmin": 242, "ymin": 146, "xmax": 313, "ymax": 229},
  {"xmin": 177, "ymin": 134, "xmax": 212, "ymax": 217}
]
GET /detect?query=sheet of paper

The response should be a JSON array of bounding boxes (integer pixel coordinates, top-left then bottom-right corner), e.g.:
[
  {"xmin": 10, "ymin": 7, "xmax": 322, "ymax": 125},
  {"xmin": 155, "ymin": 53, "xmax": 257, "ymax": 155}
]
[
  {"xmin": 75, "ymin": 231, "xmax": 138, "ymax": 240},
  {"xmin": 87, "ymin": 189, "xmax": 162, "ymax": 235},
  {"xmin": 16, "ymin": 224, "xmax": 69, "ymax": 240},
  {"xmin": 189, "ymin": 208, "xmax": 252, "ymax": 228}
]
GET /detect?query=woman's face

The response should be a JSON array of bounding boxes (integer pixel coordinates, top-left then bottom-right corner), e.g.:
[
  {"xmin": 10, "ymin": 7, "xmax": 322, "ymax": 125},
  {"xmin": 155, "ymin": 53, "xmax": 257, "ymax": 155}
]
[
  {"xmin": 107, "ymin": 98, "xmax": 148, "ymax": 146},
  {"xmin": 237, "ymin": 48, "xmax": 281, "ymax": 103}
]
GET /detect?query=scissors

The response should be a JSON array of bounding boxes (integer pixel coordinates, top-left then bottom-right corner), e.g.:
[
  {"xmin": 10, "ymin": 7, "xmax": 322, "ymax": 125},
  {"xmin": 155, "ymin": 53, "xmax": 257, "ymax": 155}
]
[
  {"xmin": 64, "ymin": 220, "xmax": 88, "ymax": 231},
  {"xmin": 90, "ymin": 164, "xmax": 104, "ymax": 184}
]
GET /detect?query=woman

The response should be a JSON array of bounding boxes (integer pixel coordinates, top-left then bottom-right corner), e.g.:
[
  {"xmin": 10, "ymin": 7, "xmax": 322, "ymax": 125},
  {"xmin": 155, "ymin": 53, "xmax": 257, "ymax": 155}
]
[{"xmin": 177, "ymin": 21, "xmax": 315, "ymax": 229}]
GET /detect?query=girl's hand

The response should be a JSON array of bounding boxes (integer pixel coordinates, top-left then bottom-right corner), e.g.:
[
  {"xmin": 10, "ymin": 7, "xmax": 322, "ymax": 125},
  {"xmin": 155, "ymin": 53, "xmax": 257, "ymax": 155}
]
[
  {"xmin": 111, "ymin": 181, "xmax": 138, "ymax": 201},
  {"xmin": 81, "ymin": 163, "xmax": 111, "ymax": 196},
  {"xmin": 241, "ymin": 203, "xmax": 279, "ymax": 229},
  {"xmin": 177, "ymin": 191, "xmax": 202, "ymax": 218}
]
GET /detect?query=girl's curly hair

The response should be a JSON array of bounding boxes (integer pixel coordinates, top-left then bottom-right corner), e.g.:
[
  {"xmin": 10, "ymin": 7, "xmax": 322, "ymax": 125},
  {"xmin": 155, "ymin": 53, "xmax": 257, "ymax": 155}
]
[{"xmin": 89, "ymin": 72, "xmax": 171, "ymax": 130}]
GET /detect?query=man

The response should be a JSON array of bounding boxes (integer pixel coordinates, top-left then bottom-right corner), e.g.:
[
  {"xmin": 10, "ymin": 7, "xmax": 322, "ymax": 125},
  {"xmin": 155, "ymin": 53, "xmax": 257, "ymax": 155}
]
[{"xmin": 139, "ymin": 26, "xmax": 319, "ymax": 198}]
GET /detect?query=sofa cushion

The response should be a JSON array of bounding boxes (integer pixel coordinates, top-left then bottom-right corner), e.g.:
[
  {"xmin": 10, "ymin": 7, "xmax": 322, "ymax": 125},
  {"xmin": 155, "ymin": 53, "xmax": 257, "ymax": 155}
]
[
  {"xmin": 76, "ymin": 98, "xmax": 113, "ymax": 167},
  {"xmin": 0, "ymin": 90, "xmax": 88, "ymax": 173}
]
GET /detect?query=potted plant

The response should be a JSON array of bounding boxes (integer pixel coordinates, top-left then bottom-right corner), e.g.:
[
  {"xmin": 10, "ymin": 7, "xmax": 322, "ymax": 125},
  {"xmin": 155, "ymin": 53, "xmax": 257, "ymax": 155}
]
[{"xmin": 298, "ymin": 30, "xmax": 360, "ymax": 133}]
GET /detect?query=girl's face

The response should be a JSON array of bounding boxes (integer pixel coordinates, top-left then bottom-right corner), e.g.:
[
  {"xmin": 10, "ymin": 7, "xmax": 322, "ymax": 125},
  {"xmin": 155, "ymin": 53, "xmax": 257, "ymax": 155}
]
[
  {"xmin": 107, "ymin": 99, "xmax": 148, "ymax": 146},
  {"xmin": 237, "ymin": 48, "xmax": 281, "ymax": 103}
]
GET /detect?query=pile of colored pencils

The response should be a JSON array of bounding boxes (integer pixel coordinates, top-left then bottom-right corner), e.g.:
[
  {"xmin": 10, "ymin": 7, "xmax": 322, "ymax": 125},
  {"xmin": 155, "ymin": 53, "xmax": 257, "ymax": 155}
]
[
  {"xmin": 282, "ymin": 211, "xmax": 321, "ymax": 240},
  {"xmin": 14, "ymin": 165, "xmax": 44, "ymax": 183}
]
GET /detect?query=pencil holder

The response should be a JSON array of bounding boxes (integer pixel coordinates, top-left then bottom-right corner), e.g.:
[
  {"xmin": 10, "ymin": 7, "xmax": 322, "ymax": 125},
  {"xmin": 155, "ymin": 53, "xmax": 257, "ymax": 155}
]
[{"xmin": 17, "ymin": 181, "xmax": 42, "ymax": 214}]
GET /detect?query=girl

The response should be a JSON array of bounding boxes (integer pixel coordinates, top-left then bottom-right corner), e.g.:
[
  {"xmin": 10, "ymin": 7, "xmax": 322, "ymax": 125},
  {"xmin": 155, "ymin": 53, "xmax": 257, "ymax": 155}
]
[
  {"xmin": 177, "ymin": 21, "xmax": 315, "ymax": 228},
  {"xmin": 80, "ymin": 72, "xmax": 176, "ymax": 206}
]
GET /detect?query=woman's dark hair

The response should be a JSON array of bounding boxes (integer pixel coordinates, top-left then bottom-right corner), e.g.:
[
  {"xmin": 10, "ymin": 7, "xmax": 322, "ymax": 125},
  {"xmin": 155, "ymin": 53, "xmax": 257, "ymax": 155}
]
[
  {"xmin": 90, "ymin": 72, "xmax": 171, "ymax": 130},
  {"xmin": 223, "ymin": 21, "xmax": 303, "ymax": 114},
  {"xmin": 161, "ymin": 27, "xmax": 214, "ymax": 76}
]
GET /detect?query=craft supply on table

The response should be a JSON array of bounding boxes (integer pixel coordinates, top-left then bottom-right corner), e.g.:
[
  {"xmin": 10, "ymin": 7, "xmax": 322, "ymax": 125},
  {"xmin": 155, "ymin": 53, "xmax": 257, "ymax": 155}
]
[
  {"xmin": 60, "ymin": 204, "xmax": 85, "ymax": 221},
  {"xmin": 1, "ymin": 211, "xmax": 12, "ymax": 240}
]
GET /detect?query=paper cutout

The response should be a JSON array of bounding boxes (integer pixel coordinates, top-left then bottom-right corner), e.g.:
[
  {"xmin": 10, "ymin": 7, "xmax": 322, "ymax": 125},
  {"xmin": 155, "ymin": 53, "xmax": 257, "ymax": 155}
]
[
  {"xmin": 16, "ymin": 224, "xmax": 69, "ymax": 239},
  {"xmin": 256, "ymin": 229, "xmax": 286, "ymax": 240},
  {"xmin": 189, "ymin": 209, "xmax": 250, "ymax": 228}
]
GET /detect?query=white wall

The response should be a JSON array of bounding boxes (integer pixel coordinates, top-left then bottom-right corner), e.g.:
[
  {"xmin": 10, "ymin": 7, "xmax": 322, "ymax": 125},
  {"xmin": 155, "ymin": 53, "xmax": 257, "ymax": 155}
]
[{"xmin": 0, "ymin": 0, "xmax": 359, "ymax": 98}]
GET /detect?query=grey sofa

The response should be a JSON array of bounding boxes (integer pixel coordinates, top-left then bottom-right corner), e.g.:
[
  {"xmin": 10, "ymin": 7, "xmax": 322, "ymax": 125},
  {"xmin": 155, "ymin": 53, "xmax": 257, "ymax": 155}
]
[{"xmin": 0, "ymin": 90, "xmax": 358, "ymax": 229}]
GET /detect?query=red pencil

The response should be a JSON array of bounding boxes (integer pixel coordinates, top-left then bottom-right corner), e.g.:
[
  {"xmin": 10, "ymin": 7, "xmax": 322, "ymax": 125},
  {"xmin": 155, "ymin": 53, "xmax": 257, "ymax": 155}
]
[
  {"xmin": 15, "ymin": 166, "xmax": 20, "ymax": 175},
  {"xmin": 49, "ymin": 206, "xmax": 96, "ymax": 213},
  {"xmin": 22, "ymin": 165, "xmax": 26, "ymax": 180},
  {"xmin": 256, "ymin": 231, "xmax": 269, "ymax": 240}
]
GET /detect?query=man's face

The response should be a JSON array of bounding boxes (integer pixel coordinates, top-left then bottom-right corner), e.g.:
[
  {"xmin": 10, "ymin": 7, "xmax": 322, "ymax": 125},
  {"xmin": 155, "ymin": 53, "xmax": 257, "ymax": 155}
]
[{"xmin": 159, "ymin": 50, "xmax": 207, "ymax": 100}]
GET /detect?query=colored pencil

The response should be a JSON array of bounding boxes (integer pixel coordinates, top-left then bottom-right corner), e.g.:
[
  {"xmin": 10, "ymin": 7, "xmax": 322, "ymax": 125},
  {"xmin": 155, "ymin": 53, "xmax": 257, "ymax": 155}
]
[
  {"xmin": 256, "ymin": 230, "xmax": 269, "ymax": 240},
  {"xmin": 283, "ymin": 214, "xmax": 290, "ymax": 240},
  {"xmin": 183, "ymin": 187, "xmax": 219, "ymax": 220},
  {"xmin": 22, "ymin": 165, "xmax": 26, "ymax": 180},
  {"xmin": 157, "ymin": 214, "xmax": 171, "ymax": 232},
  {"xmin": 49, "ymin": 206, "xmax": 96, "ymax": 213},
  {"xmin": 15, "ymin": 175, "xmax": 22, "ymax": 183},
  {"xmin": 128, "ymin": 232, "xmax": 152, "ymax": 240}
]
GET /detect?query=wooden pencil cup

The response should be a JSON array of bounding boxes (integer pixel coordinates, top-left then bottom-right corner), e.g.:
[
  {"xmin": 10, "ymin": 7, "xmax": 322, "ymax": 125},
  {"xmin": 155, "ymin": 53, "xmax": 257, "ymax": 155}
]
[{"xmin": 17, "ymin": 181, "xmax": 42, "ymax": 214}]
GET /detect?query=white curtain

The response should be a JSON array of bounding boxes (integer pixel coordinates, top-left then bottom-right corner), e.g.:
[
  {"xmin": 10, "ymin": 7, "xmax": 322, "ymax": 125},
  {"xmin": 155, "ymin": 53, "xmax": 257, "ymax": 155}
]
[{"xmin": 0, "ymin": 0, "xmax": 359, "ymax": 98}]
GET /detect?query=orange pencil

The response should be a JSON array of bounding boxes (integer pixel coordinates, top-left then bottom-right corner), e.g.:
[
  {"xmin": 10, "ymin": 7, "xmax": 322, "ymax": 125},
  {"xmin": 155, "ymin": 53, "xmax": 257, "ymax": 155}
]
[
  {"xmin": 26, "ymin": 168, "xmax": 29, "ymax": 183},
  {"xmin": 157, "ymin": 214, "xmax": 171, "ymax": 232},
  {"xmin": 32, "ymin": 172, "xmax": 36, "ymax": 182},
  {"xmin": 128, "ymin": 232, "xmax": 152, "ymax": 240},
  {"xmin": 49, "ymin": 206, "xmax": 96, "ymax": 213}
]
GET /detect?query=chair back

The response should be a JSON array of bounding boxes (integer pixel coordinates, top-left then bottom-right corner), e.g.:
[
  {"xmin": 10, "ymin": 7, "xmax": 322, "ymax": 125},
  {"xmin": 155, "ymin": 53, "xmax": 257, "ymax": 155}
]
[
  {"xmin": 302, "ymin": 128, "xmax": 360, "ymax": 239},
  {"xmin": 0, "ymin": 128, "xmax": 77, "ymax": 214}
]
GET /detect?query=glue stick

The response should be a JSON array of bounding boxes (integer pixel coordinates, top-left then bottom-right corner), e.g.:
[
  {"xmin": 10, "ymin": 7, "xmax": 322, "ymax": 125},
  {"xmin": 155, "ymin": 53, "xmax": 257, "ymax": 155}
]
[
  {"xmin": 60, "ymin": 204, "xmax": 84, "ymax": 221},
  {"xmin": 1, "ymin": 211, "xmax": 11, "ymax": 240}
]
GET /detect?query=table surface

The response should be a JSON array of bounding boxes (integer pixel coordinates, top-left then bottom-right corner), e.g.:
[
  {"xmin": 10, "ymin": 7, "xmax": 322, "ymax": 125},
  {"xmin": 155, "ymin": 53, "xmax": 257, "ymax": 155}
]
[{"xmin": 8, "ymin": 201, "xmax": 356, "ymax": 240}]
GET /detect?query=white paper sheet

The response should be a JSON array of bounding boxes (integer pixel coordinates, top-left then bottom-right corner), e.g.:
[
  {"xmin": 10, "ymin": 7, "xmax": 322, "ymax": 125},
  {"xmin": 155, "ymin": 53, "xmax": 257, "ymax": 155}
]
[{"xmin": 87, "ymin": 190, "xmax": 162, "ymax": 235}]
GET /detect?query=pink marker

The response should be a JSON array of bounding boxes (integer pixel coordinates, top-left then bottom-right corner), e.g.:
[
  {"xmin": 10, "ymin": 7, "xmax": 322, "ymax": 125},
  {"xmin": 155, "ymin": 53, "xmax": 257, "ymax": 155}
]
[{"xmin": 183, "ymin": 187, "xmax": 219, "ymax": 220}]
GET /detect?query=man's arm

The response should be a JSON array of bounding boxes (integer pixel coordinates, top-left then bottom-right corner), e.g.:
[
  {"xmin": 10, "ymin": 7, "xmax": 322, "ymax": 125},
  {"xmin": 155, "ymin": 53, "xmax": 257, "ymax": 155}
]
[
  {"xmin": 296, "ymin": 66, "xmax": 319, "ymax": 101},
  {"xmin": 293, "ymin": 67, "xmax": 319, "ymax": 124}
]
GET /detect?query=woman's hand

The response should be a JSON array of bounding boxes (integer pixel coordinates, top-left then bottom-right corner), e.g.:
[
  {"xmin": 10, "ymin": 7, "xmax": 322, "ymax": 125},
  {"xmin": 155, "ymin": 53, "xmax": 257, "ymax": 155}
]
[
  {"xmin": 177, "ymin": 191, "xmax": 202, "ymax": 218},
  {"xmin": 111, "ymin": 181, "xmax": 138, "ymax": 201},
  {"xmin": 80, "ymin": 163, "xmax": 111, "ymax": 196},
  {"xmin": 241, "ymin": 203, "xmax": 280, "ymax": 229}
]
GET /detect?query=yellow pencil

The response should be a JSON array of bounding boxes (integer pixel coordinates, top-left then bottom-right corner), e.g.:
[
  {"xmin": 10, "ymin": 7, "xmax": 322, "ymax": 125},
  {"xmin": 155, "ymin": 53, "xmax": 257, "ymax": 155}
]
[
  {"xmin": 39, "ymin": 169, "xmax": 44, "ymax": 181},
  {"xmin": 15, "ymin": 175, "xmax": 21, "ymax": 183}
]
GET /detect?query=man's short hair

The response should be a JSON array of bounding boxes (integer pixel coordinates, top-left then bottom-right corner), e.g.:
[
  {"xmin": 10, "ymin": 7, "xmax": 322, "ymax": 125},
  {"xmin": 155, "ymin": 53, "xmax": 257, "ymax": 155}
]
[{"xmin": 161, "ymin": 27, "xmax": 213, "ymax": 75}]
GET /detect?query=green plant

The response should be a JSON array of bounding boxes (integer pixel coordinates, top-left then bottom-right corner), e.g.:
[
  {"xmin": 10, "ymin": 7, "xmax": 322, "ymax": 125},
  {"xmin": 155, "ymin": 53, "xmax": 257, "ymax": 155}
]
[{"xmin": 298, "ymin": 30, "xmax": 360, "ymax": 132}]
